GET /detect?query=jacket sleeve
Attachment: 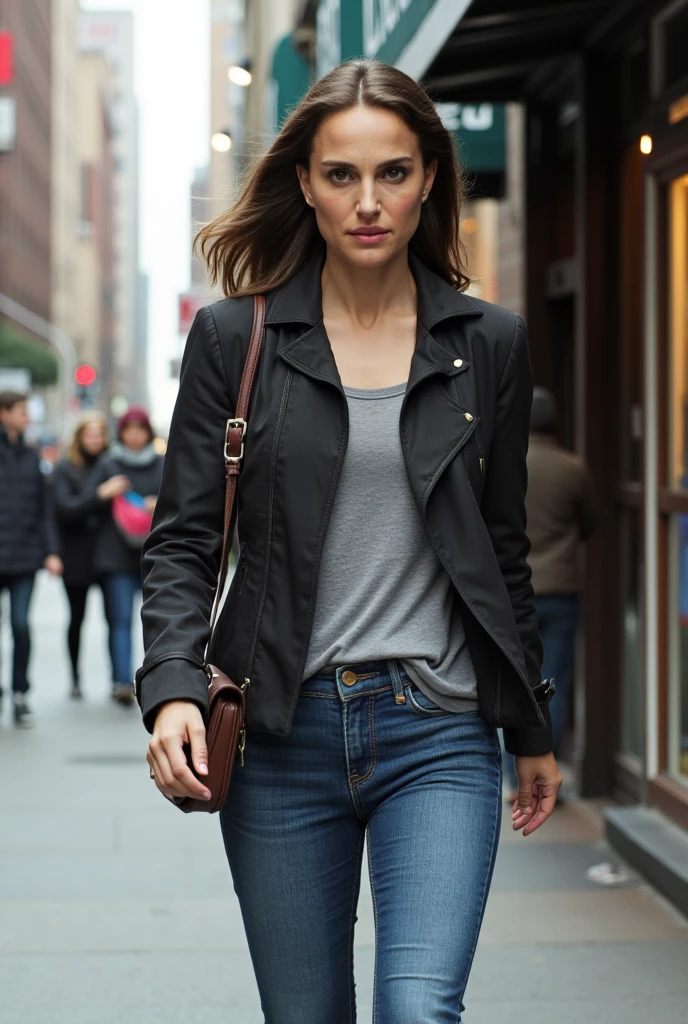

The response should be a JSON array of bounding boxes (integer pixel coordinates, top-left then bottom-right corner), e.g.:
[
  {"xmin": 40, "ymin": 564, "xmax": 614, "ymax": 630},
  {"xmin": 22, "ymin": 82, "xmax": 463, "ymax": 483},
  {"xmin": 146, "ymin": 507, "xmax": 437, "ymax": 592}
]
[
  {"xmin": 53, "ymin": 462, "xmax": 105, "ymax": 524},
  {"xmin": 135, "ymin": 308, "xmax": 234, "ymax": 732},
  {"xmin": 482, "ymin": 315, "xmax": 553, "ymax": 758},
  {"xmin": 42, "ymin": 471, "xmax": 61, "ymax": 559}
]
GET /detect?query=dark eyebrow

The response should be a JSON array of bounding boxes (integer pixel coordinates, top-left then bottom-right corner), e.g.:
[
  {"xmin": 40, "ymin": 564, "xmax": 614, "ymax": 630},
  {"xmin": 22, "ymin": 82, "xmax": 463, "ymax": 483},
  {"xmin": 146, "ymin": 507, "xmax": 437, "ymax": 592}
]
[{"xmin": 320, "ymin": 156, "xmax": 414, "ymax": 170}]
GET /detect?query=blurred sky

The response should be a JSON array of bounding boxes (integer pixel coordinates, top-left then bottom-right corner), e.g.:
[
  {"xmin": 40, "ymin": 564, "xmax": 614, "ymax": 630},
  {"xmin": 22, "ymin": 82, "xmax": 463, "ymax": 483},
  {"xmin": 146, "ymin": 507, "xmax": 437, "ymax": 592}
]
[{"xmin": 82, "ymin": 0, "xmax": 211, "ymax": 428}]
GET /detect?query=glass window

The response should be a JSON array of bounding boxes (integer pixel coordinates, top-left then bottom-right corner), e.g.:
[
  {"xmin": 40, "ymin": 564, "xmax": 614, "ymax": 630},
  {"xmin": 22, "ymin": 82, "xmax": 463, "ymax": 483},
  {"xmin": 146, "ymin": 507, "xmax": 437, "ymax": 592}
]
[
  {"xmin": 668, "ymin": 517, "xmax": 688, "ymax": 780},
  {"xmin": 669, "ymin": 175, "xmax": 688, "ymax": 492},
  {"xmin": 668, "ymin": 174, "xmax": 688, "ymax": 783},
  {"xmin": 621, "ymin": 509, "xmax": 644, "ymax": 760}
]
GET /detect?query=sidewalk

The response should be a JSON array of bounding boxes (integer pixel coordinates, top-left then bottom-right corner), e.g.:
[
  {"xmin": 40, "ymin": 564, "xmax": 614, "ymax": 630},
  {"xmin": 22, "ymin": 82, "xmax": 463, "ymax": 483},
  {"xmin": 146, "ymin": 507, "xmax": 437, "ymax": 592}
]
[{"xmin": 1, "ymin": 573, "xmax": 687, "ymax": 1023}]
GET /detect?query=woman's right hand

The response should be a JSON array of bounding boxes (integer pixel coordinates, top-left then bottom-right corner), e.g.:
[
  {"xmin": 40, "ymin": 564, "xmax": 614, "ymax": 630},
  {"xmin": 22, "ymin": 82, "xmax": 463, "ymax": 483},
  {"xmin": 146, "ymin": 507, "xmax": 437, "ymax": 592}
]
[
  {"xmin": 97, "ymin": 474, "xmax": 131, "ymax": 500},
  {"xmin": 147, "ymin": 700, "xmax": 211, "ymax": 802}
]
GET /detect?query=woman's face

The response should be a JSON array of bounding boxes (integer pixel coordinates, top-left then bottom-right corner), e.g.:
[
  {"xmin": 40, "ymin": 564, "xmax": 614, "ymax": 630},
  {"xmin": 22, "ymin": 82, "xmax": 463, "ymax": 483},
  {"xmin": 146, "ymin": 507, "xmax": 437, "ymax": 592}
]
[
  {"xmin": 120, "ymin": 421, "xmax": 150, "ymax": 451},
  {"xmin": 297, "ymin": 105, "xmax": 436, "ymax": 270},
  {"xmin": 80, "ymin": 421, "xmax": 107, "ymax": 456}
]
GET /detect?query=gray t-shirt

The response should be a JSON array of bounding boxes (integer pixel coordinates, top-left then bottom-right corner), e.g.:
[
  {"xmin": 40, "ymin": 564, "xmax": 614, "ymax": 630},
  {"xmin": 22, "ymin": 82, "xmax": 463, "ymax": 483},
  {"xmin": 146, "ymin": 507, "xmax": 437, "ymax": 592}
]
[{"xmin": 303, "ymin": 381, "xmax": 478, "ymax": 713}]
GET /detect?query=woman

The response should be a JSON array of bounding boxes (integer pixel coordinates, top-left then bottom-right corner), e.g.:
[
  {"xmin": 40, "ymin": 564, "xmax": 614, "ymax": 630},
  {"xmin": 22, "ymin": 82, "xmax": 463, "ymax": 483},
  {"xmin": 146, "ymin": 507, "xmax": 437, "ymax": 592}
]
[
  {"xmin": 138, "ymin": 61, "xmax": 561, "ymax": 1022},
  {"xmin": 94, "ymin": 406, "xmax": 163, "ymax": 705},
  {"xmin": 53, "ymin": 413, "xmax": 126, "ymax": 699}
]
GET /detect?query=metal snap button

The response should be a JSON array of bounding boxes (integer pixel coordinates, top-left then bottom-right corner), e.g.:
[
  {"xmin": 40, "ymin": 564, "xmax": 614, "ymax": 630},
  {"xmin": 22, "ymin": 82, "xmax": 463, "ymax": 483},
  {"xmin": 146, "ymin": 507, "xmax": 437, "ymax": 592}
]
[
  {"xmin": 464, "ymin": 412, "xmax": 474, "ymax": 422},
  {"xmin": 342, "ymin": 670, "xmax": 357, "ymax": 686},
  {"xmin": 453, "ymin": 358, "xmax": 463, "ymax": 368}
]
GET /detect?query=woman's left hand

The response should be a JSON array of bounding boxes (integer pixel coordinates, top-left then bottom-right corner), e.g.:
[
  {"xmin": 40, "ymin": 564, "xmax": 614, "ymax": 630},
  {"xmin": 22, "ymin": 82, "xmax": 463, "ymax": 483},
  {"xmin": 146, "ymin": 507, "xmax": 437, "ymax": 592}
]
[
  {"xmin": 144, "ymin": 495, "xmax": 157, "ymax": 514},
  {"xmin": 512, "ymin": 753, "xmax": 562, "ymax": 836}
]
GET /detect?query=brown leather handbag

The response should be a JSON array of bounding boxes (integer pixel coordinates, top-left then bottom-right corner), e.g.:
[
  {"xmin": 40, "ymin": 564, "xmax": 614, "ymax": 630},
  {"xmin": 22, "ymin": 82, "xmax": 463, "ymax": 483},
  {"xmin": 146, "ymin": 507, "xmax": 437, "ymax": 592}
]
[{"xmin": 172, "ymin": 294, "xmax": 266, "ymax": 814}]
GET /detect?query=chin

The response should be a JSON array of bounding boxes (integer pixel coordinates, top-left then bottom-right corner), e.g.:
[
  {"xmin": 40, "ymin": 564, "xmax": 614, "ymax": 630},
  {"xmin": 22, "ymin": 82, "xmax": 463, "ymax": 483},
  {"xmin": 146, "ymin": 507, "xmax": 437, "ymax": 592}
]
[{"xmin": 340, "ymin": 240, "xmax": 402, "ymax": 270}]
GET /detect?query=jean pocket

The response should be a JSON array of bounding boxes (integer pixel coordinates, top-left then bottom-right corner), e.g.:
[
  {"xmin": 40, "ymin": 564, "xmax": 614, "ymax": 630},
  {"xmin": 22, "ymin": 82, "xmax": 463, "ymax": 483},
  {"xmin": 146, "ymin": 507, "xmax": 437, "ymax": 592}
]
[{"xmin": 405, "ymin": 684, "xmax": 451, "ymax": 717}]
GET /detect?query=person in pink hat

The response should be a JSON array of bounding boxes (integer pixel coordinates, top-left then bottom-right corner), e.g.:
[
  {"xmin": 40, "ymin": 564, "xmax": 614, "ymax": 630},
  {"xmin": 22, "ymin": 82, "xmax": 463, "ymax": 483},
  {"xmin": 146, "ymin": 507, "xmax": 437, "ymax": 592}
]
[{"xmin": 92, "ymin": 406, "xmax": 164, "ymax": 704}]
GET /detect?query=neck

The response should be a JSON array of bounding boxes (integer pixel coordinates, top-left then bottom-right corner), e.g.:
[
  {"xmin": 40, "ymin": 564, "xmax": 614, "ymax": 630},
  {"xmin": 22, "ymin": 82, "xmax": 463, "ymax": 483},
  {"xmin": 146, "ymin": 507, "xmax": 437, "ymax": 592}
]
[
  {"xmin": 2, "ymin": 426, "xmax": 19, "ymax": 444},
  {"xmin": 321, "ymin": 246, "xmax": 416, "ymax": 327}
]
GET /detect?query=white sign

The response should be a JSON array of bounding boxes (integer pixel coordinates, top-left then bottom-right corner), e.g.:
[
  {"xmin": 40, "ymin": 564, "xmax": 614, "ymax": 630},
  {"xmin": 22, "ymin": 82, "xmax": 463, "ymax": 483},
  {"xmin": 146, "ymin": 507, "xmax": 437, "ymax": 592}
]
[
  {"xmin": 363, "ymin": 0, "xmax": 413, "ymax": 58},
  {"xmin": 0, "ymin": 367, "xmax": 30, "ymax": 392},
  {"xmin": 0, "ymin": 96, "xmax": 16, "ymax": 152},
  {"xmin": 316, "ymin": 0, "xmax": 341, "ymax": 78},
  {"xmin": 435, "ymin": 102, "xmax": 494, "ymax": 132}
]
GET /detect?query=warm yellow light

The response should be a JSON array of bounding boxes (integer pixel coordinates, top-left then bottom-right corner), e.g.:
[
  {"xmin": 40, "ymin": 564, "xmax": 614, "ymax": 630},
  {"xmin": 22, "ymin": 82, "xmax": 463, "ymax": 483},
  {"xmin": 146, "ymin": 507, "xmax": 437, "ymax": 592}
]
[
  {"xmin": 461, "ymin": 217, "xmax": 478, "ymax": 234},
  {"xmin": 211, "ymin": 132, "xmax": 232, "ymax": 153},
  {"xmin": 640, "ymin": 134, "xmax": 653, "ymax": 155},
  {"xmin": 228, "ymin": 66, "xmax": 252, "ymax": 87}
]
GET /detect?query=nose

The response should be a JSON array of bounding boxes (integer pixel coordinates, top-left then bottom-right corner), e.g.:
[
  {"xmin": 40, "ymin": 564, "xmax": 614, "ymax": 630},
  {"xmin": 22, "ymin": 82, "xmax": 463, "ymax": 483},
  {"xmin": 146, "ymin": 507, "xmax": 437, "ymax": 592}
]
[{"xmin": 356, "ymin": 178, "xmax": 380, "ymax": 218}]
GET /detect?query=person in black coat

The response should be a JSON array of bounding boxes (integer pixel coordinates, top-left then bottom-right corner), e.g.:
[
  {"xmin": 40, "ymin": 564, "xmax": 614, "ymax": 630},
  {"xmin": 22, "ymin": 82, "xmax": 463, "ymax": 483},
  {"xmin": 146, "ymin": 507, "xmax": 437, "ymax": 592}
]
[
  {"xmin": 53, "ymin": 412, "xmax": 130, "ymax": 699},
  {"xmin": 92, "ymin": 406, "xmax": 163, "ymax": 704},
  {"xmin": 0, "ymin": 391, "xmax": 63, "ymax": 725}
]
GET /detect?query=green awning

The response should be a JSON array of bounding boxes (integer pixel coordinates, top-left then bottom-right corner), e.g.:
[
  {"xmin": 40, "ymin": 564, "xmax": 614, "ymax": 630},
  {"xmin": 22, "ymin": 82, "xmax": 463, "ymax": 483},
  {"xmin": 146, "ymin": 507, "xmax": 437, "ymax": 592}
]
[
  {"xmin": 268, "ymin": 33, "xmax": 312, "ymax": 134},
  {"xmin": 0, "ymin": 322, "xmax": 59, "ymax": 387}
]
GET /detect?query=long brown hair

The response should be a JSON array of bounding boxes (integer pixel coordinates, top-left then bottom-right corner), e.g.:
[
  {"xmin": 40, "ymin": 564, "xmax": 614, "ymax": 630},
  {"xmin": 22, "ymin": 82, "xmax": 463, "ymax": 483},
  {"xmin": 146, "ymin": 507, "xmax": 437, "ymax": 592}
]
[
  {"xmin": 197, "ymin": 59, "xmax": 469, "ymax": 296},
  {"xmin": 68, "ymin": 412, "xmax": 109, "ymax": 469}
]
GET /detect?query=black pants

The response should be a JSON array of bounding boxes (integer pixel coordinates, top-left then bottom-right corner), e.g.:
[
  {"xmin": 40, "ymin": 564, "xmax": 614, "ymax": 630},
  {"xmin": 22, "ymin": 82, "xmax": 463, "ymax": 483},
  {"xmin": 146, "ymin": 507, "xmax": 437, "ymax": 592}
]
[{"xmin": 63, "ymin": 581, "xmax": 109, "ymax": 683}]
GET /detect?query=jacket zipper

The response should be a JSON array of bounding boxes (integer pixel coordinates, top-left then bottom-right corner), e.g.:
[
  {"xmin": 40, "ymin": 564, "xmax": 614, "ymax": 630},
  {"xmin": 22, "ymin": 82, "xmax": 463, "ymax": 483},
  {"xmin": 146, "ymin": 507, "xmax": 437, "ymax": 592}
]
[{"xmin": 245, "ymin": 370, "xmax": 293, "ymax": 687}]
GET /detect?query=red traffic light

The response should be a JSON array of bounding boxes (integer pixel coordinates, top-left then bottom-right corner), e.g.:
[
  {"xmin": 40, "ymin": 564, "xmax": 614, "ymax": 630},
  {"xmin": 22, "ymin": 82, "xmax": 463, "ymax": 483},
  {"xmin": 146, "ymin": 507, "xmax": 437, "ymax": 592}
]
[{"xmin": 74, "ymin": 364, "xmax": 97, "ymax": 387}]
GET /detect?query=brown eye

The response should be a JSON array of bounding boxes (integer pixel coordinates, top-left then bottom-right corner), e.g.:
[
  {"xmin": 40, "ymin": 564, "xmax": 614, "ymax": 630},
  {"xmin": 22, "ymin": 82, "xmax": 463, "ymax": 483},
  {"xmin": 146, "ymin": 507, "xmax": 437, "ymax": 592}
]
[
  {"xmin": 329, "ymin": 169, "xmax": 352, "ymax": 184},
  {"xmin": 383, "ymin": 167, "xmax": 407, "ymax": 182}
]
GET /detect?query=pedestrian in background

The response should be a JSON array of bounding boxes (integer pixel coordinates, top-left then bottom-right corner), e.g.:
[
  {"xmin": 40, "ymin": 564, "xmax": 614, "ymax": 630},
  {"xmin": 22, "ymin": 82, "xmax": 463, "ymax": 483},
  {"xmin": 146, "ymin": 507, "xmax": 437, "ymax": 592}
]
[
  {"xmin": 0, "ymin": 391, "xmax": 63, "ymax": 726},
  {"xmin": 138, "ymin": 60, "xmax": 561, "ymax": 1023},
  {"xmin": 93, "ymin": 406, "xmax": 163, "ymax": 705},
  {"xmin": 53, "ymin": 412, "xmax": 128, "ymax": 700},
  {"xmin": 503, "ymin": 387, "xmax": 597, "ymax": 802}
]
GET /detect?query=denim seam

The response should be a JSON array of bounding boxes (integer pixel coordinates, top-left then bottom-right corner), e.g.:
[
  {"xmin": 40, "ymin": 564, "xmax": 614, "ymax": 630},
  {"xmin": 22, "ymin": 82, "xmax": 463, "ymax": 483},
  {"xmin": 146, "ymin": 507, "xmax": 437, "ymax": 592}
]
[
  {"xmin": 456, "ymin": 771, "xmax": 502, "ymax": 1017},
  {"xmin": 342, "ymin": 684, "xmax": 392, "ymax": 700},
  {"xmin": 349, "ymin": 696, "xmax": 377, "ymax": 789},
  {"xmin": 348, "ymin": 830, "xmax": 365, "ymax": 1024},
  {"xmin": 367, "ymin": 841, "xmax": 380, "ymax": 1024}
]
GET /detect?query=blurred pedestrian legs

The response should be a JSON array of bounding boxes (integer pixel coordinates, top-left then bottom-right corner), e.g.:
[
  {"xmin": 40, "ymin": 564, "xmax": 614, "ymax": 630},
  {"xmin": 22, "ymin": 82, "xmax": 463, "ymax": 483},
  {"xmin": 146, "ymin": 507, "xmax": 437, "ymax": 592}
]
[{"xmin": 503, "ymin": 389, "xmax": 597, "ymax": 800}]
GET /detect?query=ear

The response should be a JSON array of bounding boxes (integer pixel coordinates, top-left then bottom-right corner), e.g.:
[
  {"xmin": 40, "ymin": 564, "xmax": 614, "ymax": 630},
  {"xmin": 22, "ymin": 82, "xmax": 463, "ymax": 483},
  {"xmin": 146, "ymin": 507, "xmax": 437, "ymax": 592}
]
[
  {"xmin": 296, "ymin": 163, "xmax": 314, "ymax": 206},
  {"xmin": 423, "ymin": 159, "xmax": 438, "ymax": 198}
]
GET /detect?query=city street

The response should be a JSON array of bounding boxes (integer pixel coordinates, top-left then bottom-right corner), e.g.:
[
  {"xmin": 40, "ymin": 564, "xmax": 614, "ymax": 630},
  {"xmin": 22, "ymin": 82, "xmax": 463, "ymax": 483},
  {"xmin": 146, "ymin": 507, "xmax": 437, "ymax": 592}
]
[{"xmin": 1, "ymin": 572, "xmax": 687, "ymax": 1024}]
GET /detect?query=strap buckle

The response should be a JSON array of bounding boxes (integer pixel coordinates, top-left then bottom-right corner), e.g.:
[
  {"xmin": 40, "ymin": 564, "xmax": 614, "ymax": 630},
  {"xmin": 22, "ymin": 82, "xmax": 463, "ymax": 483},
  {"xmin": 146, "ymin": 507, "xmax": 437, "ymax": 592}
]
[{"xmin": 224, "ymin": 417, "xmax": 247, "ymax": 466}]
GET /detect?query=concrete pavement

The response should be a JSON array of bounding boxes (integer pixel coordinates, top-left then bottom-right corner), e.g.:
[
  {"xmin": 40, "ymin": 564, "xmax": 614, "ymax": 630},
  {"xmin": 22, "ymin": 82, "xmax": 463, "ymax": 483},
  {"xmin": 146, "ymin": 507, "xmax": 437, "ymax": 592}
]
[{"xmin": 1, "ymin": 572, "xmax": 687, "ymax": 1023}]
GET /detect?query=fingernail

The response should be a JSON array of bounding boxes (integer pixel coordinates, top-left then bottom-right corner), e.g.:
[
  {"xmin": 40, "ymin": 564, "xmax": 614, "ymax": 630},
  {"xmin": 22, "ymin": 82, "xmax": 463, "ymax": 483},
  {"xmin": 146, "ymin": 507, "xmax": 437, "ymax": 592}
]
[
  {"xmin": 198, "ymin": 764, "xmax": 208, "ymax": 775},
  {"xmin": 203, "ymin": 791, "xmax": 211, "ymax": 800}
]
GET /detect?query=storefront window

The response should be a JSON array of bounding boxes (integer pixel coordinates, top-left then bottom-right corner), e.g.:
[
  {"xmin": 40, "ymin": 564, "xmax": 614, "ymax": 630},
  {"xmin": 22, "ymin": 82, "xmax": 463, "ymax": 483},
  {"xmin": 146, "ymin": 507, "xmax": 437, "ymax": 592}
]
[
  {"xmin": 668, "ymin": 175, "xmax": 688, "ymax": 782},
  {"xmin": 621, "ymin": 509, "xmax": 644, "ymax": 760},
  {"xmin": 669, "ymin": 175, "xmax": 688, "ymax": 492}
]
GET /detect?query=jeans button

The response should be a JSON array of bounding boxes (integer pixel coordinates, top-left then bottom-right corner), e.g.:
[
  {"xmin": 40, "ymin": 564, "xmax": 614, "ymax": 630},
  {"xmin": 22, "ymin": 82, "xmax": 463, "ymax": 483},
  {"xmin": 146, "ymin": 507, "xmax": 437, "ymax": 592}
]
[{"xmin": 342, "ymin": 670, "xmax": 357, "ymax": 687}]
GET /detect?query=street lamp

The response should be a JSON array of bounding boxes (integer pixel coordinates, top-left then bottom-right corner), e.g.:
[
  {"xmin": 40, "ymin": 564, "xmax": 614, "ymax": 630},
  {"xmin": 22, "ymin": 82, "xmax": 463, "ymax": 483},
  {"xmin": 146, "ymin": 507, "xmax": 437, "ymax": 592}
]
[
  {"xmin": 228, "ymin": 59, "xmax": 252, "ymax": 87},
  {"xmin": 211, "ymin": 130, "xmax": 232, "ymax": 153}
]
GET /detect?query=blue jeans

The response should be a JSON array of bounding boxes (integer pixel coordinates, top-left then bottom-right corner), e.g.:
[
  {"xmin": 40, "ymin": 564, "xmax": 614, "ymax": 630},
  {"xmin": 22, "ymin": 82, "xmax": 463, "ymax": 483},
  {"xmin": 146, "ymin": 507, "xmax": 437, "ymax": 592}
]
[
  {"xmin": 0, "ymin": 573, "xmax": 35, "ymax": 695},
  {"xmin": 220, "ymin": 659, "xmax": 502, "ymax": 1023},
  {"xmin": 102, "ymin": 571, "xmax": 141, "ymax": 684},
  {"xmin": 503, "ymin": 594, "xmax": 579, "ymax": 790}
]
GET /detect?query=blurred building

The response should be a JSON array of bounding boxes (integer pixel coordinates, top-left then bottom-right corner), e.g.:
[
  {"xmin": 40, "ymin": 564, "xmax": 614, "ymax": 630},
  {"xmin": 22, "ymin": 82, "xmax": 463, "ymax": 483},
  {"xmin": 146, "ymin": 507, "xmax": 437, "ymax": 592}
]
[
  {"xmin": 209, "ymin": 0, "xmax": 245, "ymax": 223},
  {"xmin": 190, "ymin": 166, "xmax": 211, "ymax": 290},
  {"xmin": 72, "ymin": 50, "xmax": 115, "ymax": 412},
  {"xmin": 0, "ymin": 1, "xmax": 52, "ymax": 325},
  {"xmin": 52, "ymin": 0, "xmax": 80, "ymax": 349},
  {"xmin": 78, "ymin": 11, "xmax": 144, "ymax": 407}
]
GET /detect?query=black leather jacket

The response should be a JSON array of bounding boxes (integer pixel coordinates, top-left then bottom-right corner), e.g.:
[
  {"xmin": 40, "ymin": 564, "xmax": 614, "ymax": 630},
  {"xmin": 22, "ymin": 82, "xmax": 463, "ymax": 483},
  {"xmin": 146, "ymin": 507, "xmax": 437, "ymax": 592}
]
[{"xmin": 135, "ymin": 254, "xmax": 554, "ymax": 757}]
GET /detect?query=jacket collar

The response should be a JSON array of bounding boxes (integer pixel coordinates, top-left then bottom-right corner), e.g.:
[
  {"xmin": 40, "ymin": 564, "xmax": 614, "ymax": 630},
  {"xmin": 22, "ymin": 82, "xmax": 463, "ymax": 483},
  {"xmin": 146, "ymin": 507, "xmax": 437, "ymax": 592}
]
[
  {"xmin": 266, "ymin": 249, "xmax": 483, "ymax": 330},
  {"xmin": 269, "ymin": 250, "xmax": 483, "ymax": 391}
]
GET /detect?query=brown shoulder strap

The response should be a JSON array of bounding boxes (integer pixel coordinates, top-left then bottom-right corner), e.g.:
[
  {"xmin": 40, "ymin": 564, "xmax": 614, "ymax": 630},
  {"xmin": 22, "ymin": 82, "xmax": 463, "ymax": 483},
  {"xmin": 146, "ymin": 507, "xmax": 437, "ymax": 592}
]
[{"xmin": 209, "ymin": 294, "xmax": 266, "ymax": 633}]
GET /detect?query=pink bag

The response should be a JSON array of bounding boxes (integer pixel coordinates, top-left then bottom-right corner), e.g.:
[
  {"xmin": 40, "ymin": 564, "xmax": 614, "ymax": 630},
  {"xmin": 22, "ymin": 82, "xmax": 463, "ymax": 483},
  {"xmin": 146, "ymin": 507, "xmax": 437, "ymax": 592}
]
[{"xmin": 112, "ymin": 492, "xmax": 153, "ymax": 549}]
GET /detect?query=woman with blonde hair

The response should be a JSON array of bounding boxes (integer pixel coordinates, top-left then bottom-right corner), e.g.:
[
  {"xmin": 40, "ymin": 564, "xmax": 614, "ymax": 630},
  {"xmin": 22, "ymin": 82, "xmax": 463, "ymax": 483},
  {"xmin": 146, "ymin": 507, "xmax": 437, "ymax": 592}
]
[
  {"xmin": 53, "ymin": 412, "xmax": 129, "ymax": 699},
  {"xmin": 137, "ymin": 59, "xmax": 561, "ymax": 1022}
]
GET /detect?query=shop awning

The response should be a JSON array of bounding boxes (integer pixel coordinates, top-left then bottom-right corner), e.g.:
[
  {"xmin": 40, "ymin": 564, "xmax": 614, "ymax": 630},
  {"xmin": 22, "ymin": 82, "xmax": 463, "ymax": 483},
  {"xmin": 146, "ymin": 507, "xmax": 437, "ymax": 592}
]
[{"xmin": 423, "ymin": 0, "xmax": 646, "ymax": 103}]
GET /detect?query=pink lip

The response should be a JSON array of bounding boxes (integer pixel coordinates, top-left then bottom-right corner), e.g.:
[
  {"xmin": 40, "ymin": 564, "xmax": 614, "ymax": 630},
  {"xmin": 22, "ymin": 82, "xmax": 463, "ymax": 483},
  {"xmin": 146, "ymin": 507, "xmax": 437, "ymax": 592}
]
[{"xmin": 349, "ymin": 228, "xmax": 390, "ymax": 243}]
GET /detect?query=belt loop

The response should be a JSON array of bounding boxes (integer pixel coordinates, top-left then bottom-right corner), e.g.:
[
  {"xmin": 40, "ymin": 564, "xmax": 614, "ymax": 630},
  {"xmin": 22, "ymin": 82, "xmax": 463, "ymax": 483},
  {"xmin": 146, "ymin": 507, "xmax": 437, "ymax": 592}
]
[{"xmin": 388, "ymin": 660, "xmax": 406, "ymax": 705}]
